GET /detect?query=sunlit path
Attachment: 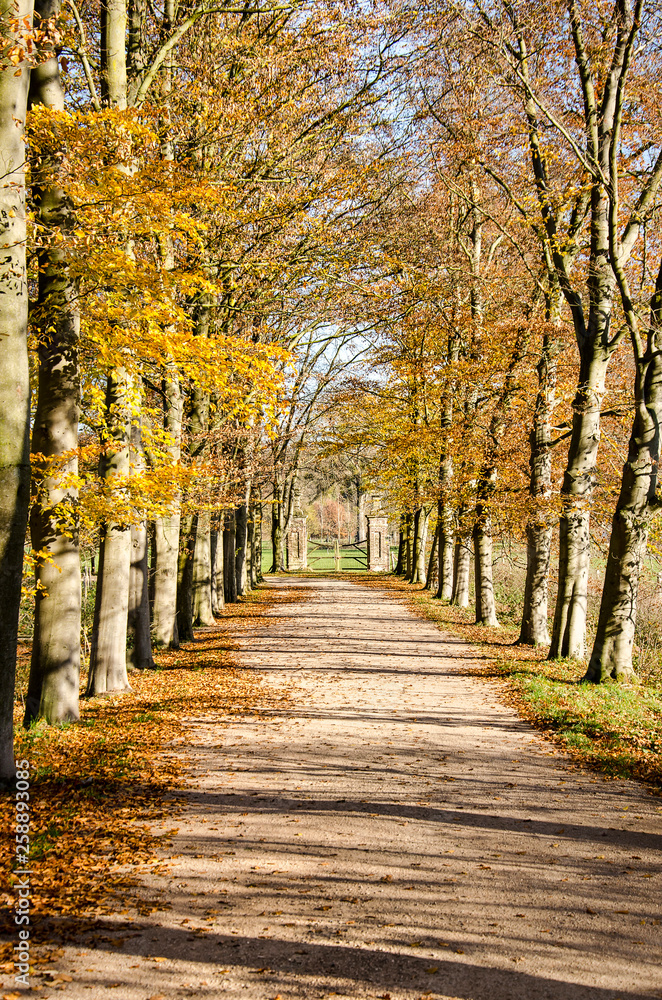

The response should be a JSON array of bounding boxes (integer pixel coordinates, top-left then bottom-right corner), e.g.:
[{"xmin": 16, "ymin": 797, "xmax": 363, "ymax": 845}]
[{"xmin": 63, "ymin": 578, "xmax": 661, "ymax": 999}]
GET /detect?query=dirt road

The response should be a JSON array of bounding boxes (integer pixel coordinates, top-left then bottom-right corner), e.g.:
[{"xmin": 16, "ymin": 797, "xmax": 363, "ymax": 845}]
[{"xmin": 51, "ymin": 578, "xmax": 662, "ymax": 999}]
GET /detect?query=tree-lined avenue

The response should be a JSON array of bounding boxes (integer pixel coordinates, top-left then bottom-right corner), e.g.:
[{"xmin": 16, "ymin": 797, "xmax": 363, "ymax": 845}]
[{"xmin": 47, "ymin": 579, "xmax": 661, "ymax": 999}]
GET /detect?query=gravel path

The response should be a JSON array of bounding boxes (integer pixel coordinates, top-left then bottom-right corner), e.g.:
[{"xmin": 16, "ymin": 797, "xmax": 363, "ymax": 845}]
[{"xmin": 51, "ymin": 577, "xmax": 662, "ymax": 999}]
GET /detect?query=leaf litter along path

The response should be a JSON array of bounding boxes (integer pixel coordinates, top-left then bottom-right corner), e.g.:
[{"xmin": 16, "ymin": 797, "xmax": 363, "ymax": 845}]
[{"xmin": 37, "ymin": 578, "xmax": 662, "ymax": 1000}]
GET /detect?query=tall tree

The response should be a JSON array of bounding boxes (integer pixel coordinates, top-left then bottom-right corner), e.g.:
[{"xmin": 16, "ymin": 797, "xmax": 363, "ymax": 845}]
[
  {"xmin": 0, "ymin": 0, "xmax": 33, "ymax": 779},
  {"xmin": 86, "ymin": 0, "xmax": 134, "ymax": 695},
  {"xmin": 24, "ymin": 0, "xmax": 82, "ymax": 724}
]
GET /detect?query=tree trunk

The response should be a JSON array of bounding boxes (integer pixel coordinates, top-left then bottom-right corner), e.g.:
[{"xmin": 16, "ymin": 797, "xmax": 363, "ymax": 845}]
[
  {"xmin": 87, "ymin": 371, "xmax": 133, "ymax": 695},
  {"xmin": 548, "ymin": 347, "xmax": 611, "ymax": 658},
  {"xmin": 585, "ymin": 269, "xmax": 662, "ymax": 682},
  {"xmin": 439, "ymin": 521, "xmax": 454, "ymax": 600},
  {"xmin": 423, "ymin": 524, "xmax": 439, "ymax": 592},
  {"xmin": 409, "ymin": 509, "xmax": 421, "ymax": 583},
  {"xmin": 176, "ymin": 513, "xmax": 195, "ymax": 642},
  {"xmin": 436, "ymin": 346, "xmax": 458, "ymax": 602},
  {"xmin": 270, "ymin": 482, "xmax": 282, "ymax": 573},
  {"xmin": 224, "ymin": 509, "xmax": 237, "ymax": 603},
  {"xmin": 519, "ymin": 523, "xmax": 553, "ymax": 646},
  {"xmin": 246, "ymin": 503, "xmax": 254, "ymax": 592},
  {"xmin": 101, "ymin": 0, "xmax": 127, "ymax": 109},
  {"xmin": 85, "ymin": 0, "xmax": 134, "ymax": 698},
  {"xmin": 279, "ymin": 477, "xmax": 296, "ymax": 569},
  {"xmin": 356, "ymin": 479, "xmax": 366, "ymax": 541},
  {"xmin": 473, "ymin": 518, "xmax": 499, "ymax": 627},
  {"xmin": 192, "ymin": 510, "xmax": 214, "ymax": 625},
  {"xmin": 410, "ymin": 509, "xmax": 428, "ymax": 584},
  {"xmin": 174, "ymin": 292, "xmax": 211, "ymax": 636},
  {"xmin": 452, "ymin": 534, "xmax": 471, "ymax": 608},
  {"xmin": 436, "ymin": 491, "xmax": 454, "ymax": 601},
  {"xmin": 395, "ymin": 514, "xmax": 406, "ymax": 574},
  {"xmin": 519, "ymin": 327, "xmax": 557, "ymax": 646},
  {"xmin": 584, "ymin": 505, "xmax": 646, "ymax": 683},
  {"xmin": 473, "ymin": 462, "xmax": 499, "ymax": 627},
  {"xmin": 126, "ymin": 417, "xmax": 154, "ymax": 669},
  {"xmin": 127, "ymin": 522, "xmax": 154, "ymax": 669},
  {"xmin": 24, "ymin": 0, "xmax": 82, "ymax": 725},
  {"xmin": 235, "ymin": 492, "xmax": 249, "ymax": 597},
  {"xmin": 152, "ymin": 511, "xmax": 180, "ymax": 647},
  {"xmin": 547, "ymin": 208, "xmax": 614, "ymax": 658},
  {"xmin": 405, "ymin": 513, "xmax": 412, "ymax": 579},
  {"xmin": 151, "ymin": 370, "xmax": 182, "ymax": 648},
  {"xmin": 211, "ymin": 528, "xmax": 224, "ymax": 615},
  {"xmin": 0, "ymin": 1, "xmax": 32, "ymax": 779},
  {"xmin": 513, "ymin": 22, "xmax": 617, "ymax": 661},
  {"xmin": 255, "ymin": 500, "xmax": 264, "ymax": 583}
]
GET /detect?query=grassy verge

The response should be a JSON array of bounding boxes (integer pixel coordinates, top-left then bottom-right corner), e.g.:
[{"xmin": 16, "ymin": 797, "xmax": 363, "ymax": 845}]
[
  {"xmin": 358, "ymin": 573, "xmax": 662, "ymax": 792},
  {"xmin": 1, "ymin": 585, "xmax": 291, "ymax": 971}
]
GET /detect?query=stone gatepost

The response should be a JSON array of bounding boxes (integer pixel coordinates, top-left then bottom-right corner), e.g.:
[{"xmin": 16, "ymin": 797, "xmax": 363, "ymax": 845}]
[
  {"xmin": 366, "ymin": 515, "xmax": 389, "ymax": 572},
  {"xmin": 286, "ymin": 516, "xmax": 308, "ymax": 570}
]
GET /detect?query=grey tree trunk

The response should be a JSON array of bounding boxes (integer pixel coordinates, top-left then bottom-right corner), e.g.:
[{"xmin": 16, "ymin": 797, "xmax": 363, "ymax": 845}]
[
  {"xmin": 279, "ymin": 477, "xmax": 296, "ymax": 569},
  {"xmin": 472, "ymin": 325, "xmax": 526, "ymax": 628},
  {"xmin": 126, "ymin": 419, "xmax": 154, "ymax": 669},
  {"xmin": 410, "ymin": 509, "xmax": 428, "ymax": 585},
  {"xmin": 395, "ymin": 515, "xmax": 406, "ymax": 574},
  {"xmin": 548, "ymin": 352, "xmax": 609, "ymax": 658},
  {"xmin": 86, "ymin": 0, "xmax": 133, "ymax": 698},
  {"xmin": 246, "ymin": 502, "xmax": 254, "ymax": 592},
  {"xmin": 152, "ymin": 510, "xmax": 180, "ymax": 647},
  {"xmin": 87, "ymin": 371, "xmax": 133, "ymax": 695},
  {"xmin": 235, "ymin": 489, "xmax": 250, "ymax": 597},
  {"xmin": 409, "ymin": 509, "xmax": 422, "ymax": 584},
  {"xmin": 252, "ymin": 500, "xmax": 263, "ymax": 584},
  {"xmin": 270, "ymin": 482, "xmax": 283, "ymax": 572},
  {"xmin": 439, "ymin": 523, "xmax": 454, "ymax": 600},
  {"xmin": 585, "ymin": 265, "xmax": 662, "ymax": 682},
  {"xmin": 101, "ymin": 0, "xmax": 127, "ymax": 109},
  {"xmin": 0, "ymin": 0, "xmax": 32, "ymax": 780},
  {"xmin": 436, "ymin": 487, "xmax": 455, "ymax": 600},
  {"xmin": 519, "ymin": 523, "xmax": 553, "ymax": 645},
  {"xmin": 152, "ymin": 371, "xmax": 182, "ymax": 648},
  {"xmin": 519, "ymin": 328, "xmax": 557, "ymax": 646},
  {"xmin": 356, "ymin": 480, "xmax": 366, "ymax": 541},
  {"xmin": 585, "ymin": 500, "xmax": 645, "ymax": 683},
  {"xmin": 473, "ymin": 514, "xmax": 499, "ymax": 627},
  {"xmin": 176, "ymin": 513, "xmax": 195, "ymax": 642},
  {"xmin": 211, "ymin": 527, "xmax": 224, "ymax": 615},
  {"xmin": 24, "ymin": 0, "xmax": 82, "ymax": 725},
  {"xmin": 224, "ymin": 510, "xmax": 237, "ymax": 603},
  {"xmin": 512, "ymin": 23, "xmax": 623, "ymax": 660},
  {"xmin": 175, "ymin": 298, "xmax": 210, "ymax": 634},
  {"xmin": 452, "ymin": 534, "xmax": 471, "ymax": 608},
  {"xmin": 127, "ymin": 521, "xmax": 154, "ymax": 669},
  {"xmin": 436, "ymin": 334, "xmax": 459, "ymax": 602},
  {"xmin": 192, "ymin": 511, "xmax": 214, "ymax": 625},
  {"xmin": 423, "ymin": 524, "xmax": 439, "ymax": 592},
  {"xmin": 405, "ymin": 513, "xmax": 412, "ymax": 579}
]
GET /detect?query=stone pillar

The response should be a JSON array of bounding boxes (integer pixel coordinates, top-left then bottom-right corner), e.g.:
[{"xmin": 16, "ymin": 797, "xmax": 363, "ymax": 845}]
[
  {"xmin": 366, "ymin": 516, "xmax": 388, "ymax": 572},
  {"xmin": 286, "ymin": 516, "xmax": 308, "ymax": 570}
]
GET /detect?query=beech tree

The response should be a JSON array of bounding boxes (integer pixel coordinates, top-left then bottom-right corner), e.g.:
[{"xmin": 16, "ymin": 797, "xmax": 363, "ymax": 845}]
[
  {"xmin": 0, "ymin": 3, "xmax": 33, "ymax": 780},
  {"xmin": 469, "ymin": 0, "xmax": 662, "ymax": 663}
]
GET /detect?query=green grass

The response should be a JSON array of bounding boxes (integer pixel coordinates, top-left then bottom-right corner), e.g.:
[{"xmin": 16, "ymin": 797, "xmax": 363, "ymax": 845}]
[{"xmin": 496, "ymin": 658, "xmax": 662, "ymax": 785}]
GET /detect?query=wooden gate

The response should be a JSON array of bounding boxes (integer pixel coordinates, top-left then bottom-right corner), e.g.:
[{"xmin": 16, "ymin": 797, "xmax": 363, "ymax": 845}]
[{"xmin": 307, "ymin": 538, "xmax": 367, "ymax": 571}]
